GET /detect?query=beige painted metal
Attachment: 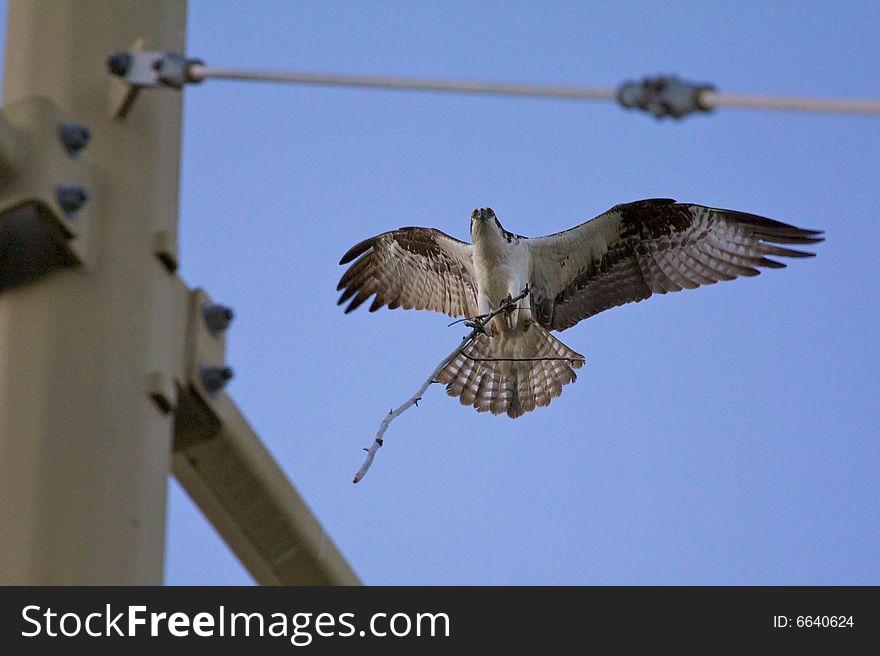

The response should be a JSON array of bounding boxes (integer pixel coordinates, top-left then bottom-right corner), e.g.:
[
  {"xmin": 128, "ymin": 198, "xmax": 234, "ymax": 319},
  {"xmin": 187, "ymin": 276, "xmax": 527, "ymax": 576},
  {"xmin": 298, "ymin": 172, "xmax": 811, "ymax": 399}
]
[
  {"xmin": 0, "ymin": 0, "xmax": 186, "ymax": 584},
  {"xmin": 0, "ymin": 96, "xmax": 96, "ymax": 273},
  {"xmin": 0, "ymin": 0, "xmax": 360, "ymax": 586},
  {"xmin": 173, "ymin": 286, "xmax": 360, "ymax": 585},
  {"xmin": 173, "ymin": 398, "xmax": 362, "ymax": 586}
]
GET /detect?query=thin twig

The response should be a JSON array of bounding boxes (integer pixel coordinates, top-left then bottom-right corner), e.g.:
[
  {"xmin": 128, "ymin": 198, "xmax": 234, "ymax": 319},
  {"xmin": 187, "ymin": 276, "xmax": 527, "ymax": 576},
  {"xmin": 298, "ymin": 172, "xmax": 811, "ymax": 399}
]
[
  {"xmin": 447, "ymin": 306, "xmax": 540, "ymax": 327},
  {"xmin": 353, "ymin": 287, "xmax": 531, "ymax": 484},
  {"xmin": 460, "ymin": 350, "xmax": 586, "ymax": 364}
]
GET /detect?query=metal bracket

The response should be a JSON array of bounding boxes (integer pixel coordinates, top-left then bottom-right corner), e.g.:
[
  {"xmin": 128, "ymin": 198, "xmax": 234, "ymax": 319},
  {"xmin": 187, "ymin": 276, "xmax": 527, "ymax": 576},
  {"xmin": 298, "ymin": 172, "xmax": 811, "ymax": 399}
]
[
  {"xmin": 174, "ymin": 288, "xmax": 235, "ymax": 450},
  {"xmin": 108, "ymin": 50, "xmax": 202, "ymax": 89},
  {"xmin": 0, "ymin": 97, "xmax": 95, "ymax": 293},
  {"xmin": 107, "ymin": 47, "xmax": 203, "ymax": 118},
  {"xmin": 617, "ymin": 75, "xmax": 715, "ymax": 119}
]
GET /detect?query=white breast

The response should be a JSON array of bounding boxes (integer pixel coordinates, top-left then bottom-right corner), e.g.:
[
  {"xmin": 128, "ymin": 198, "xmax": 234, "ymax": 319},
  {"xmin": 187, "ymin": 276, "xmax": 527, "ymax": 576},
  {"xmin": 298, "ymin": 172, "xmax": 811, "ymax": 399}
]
[{"xmin": 473, "ymin": 235, "xmax": 532, "ymax": 320}]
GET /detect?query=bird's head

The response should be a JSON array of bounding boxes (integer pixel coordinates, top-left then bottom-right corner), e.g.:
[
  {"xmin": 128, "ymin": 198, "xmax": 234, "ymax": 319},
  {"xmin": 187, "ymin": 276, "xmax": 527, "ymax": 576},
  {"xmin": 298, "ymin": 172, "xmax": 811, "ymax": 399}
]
[{"xmin": 470, "ymin": 207, "xmax": 503, "ymax": 238}]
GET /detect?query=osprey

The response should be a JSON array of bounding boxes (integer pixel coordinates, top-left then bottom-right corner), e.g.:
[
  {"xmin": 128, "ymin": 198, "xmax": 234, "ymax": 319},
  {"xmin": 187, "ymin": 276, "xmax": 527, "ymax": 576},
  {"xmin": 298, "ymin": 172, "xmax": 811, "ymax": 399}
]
[{"xmin": 338, "ymin": 199, "xmax": 822, "ymax": 418}]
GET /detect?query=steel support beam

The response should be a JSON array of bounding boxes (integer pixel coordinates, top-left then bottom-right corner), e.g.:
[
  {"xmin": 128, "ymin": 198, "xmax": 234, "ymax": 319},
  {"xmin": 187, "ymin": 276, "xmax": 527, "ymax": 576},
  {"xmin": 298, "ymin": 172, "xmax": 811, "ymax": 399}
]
[
  {"xmin": 173, "ymin": 284, "xmax": 361, "ymax": 586},
  {"xmin": 0, "ymin": 0, "xmax": 360, "ymax": 586},
  {"xmin": 0, "ymin": 0, "xmax": 186, "ymax": 584},
  {"xmin": 173, "ymin": 396, "xmax": 362, "ymax": 586}
]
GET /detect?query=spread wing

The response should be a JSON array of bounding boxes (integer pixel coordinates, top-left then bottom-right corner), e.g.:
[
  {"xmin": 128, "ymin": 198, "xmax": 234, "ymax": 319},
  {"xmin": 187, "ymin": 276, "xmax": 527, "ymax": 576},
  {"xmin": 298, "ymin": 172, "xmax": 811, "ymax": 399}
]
[
  {"xmin": 528, "ymin": 199, "xmax": 824, "ymax": 331},
  {"xmin": 338, "ymin": 227, "xmax": 478, "ymax": 318}
]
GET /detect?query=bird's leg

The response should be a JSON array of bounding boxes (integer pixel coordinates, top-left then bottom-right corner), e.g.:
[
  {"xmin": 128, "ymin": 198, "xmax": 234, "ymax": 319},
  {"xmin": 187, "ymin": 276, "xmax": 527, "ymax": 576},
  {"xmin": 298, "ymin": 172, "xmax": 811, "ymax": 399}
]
[{"xmin": 501, "ymin": 292, "xmax": 518, "ymax": 331}]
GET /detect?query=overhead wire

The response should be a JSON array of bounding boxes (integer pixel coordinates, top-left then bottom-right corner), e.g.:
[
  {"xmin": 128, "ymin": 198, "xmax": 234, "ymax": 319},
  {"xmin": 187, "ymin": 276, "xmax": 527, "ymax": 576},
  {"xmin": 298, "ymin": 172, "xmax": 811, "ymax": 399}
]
[{"xmin": 186, "ymin": 64, "xmax": 880, "ymax": 117}]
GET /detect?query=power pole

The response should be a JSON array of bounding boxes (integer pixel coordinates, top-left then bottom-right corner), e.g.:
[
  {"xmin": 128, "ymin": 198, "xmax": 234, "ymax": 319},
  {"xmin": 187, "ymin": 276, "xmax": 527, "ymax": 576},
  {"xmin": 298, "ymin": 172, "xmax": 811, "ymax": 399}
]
[
  {"xmin": 0, "ymin": 0, "xmax": 186, "ymax": 584},
  {"xmin": 0, "ymin": 0, "xmax": 359, "ymax": 586}
]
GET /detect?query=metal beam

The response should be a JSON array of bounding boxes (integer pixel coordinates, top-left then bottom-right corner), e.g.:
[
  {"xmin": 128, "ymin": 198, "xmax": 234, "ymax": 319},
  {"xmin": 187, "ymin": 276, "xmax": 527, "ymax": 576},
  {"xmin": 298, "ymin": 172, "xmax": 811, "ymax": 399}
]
[
  {"xmin": 173, "ymin": 395, "xmax": 361, "ymax": 586},
  {"xmin": 172, "ymin": 284, "xmax": 360, "ymax": 586},
  {"xmin": 0, "ymin": 0, "xmax": 186, "ymax": 584},
  {"xmin": 0, "ymin": 0, "xmax": 360, "ymax": 586}
]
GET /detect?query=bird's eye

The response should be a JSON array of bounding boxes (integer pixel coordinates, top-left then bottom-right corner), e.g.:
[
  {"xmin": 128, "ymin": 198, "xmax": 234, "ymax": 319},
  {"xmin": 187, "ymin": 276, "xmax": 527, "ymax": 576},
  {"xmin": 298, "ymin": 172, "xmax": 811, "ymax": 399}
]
[
  {"xmin": 486, "ymin": 207, "xmax": 494, "ymax": 216},
  {"xmin": 471, "ymin": 209, "xmax": 480, "ymax": 219}
]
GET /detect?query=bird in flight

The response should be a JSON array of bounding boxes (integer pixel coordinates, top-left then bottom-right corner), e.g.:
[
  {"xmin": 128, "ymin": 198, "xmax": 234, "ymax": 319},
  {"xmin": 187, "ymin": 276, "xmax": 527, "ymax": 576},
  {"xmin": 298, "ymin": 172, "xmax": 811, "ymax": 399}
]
[{"xmin": 338, "ymin": 199, "xmax": 822, "ymax": 418}]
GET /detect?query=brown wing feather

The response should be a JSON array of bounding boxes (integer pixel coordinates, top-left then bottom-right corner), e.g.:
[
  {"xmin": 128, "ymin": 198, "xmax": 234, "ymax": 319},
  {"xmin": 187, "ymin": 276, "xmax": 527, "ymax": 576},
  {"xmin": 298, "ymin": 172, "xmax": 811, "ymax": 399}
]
[
  {"xmin": 528, "ymin": 199, "xmax": 823, "ymax": 331},
  {"xmin": 338, "ymin": 227, "xmax": 478, "ymax": 318}
]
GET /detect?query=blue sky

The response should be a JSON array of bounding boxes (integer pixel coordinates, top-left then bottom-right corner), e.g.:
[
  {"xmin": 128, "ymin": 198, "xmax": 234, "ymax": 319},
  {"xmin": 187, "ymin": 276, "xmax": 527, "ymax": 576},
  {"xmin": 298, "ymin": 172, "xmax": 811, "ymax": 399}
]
[{"xmin": 6, "ymin": 1, "xmax": 879, "ymax": 585}]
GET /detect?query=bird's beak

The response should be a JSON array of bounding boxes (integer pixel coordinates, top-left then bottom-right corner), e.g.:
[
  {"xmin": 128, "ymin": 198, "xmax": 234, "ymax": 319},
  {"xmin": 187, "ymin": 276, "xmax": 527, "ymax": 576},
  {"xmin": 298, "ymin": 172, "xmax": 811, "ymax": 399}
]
[{"xmin": 478, "ymin": 208, "xmax": 488, "ymax": 220}]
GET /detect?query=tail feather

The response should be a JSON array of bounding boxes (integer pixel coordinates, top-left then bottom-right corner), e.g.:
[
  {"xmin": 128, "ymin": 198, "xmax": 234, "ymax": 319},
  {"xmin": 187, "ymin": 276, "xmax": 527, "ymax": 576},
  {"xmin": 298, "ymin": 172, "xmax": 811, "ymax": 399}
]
[
  {"xmin": 489, "ymin": 367, "xmax": 510, "ymax": 415},
  {"xmin": 474, "ymin": 374, "xmax": 493, "ymax": 413},
  {"xmin": 514, "ymin": 360, "xmax": 535, "ymax": 416},
  {"xmin": 459, "ymin": 358, "xmax": 483, "ymax": 406},
  {"xmin": 437, "ymin": 323, "xmax": 584, "ymax": 419},
  {"xmin": 533, "ymin": 360, "xmax": 550, "ymax": 409}
]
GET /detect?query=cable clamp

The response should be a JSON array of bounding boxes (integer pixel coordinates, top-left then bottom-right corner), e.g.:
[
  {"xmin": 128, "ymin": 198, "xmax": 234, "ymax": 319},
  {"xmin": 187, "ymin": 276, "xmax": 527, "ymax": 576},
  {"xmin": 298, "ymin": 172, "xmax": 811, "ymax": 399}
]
[
  {"xmin": 107, "ymin": 50, "xmax": 203, "ymax": 89},
  {"xmin": 617, "ymin": 75, "xmax": 715, "ymax": 119}
]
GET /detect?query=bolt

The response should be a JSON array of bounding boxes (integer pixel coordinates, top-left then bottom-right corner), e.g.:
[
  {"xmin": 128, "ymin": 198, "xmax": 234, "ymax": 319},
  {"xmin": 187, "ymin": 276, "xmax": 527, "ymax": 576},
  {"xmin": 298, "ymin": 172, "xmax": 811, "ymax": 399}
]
[
  {"xmin": 203, "ymin": 303, "xmax": 235, "ymax": 335},
  {"xmin": 201, "ymin": 365, "xmax": 234, "ymax": 394},
  {"xmin": 106, "ymin": 52, "xmax": 132, "ymax": 77},
  {"xmin": 56, "ymin": 185, "xmax": 89, "ymax": 216},
  {"xmin": 58, "ymin": 122, "xmax": 91, "ymax": 157}
]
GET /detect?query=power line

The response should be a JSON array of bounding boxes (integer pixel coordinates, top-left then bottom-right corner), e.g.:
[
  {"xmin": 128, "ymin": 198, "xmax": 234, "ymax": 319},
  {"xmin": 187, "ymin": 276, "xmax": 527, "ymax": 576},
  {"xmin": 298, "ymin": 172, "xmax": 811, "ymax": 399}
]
[
  {"xmin": 107, "ymin": 51, "xmax": 880, "ymax": 119},
  {"xmin": 184, "ymin": 63, "xmax": 880, "ymax": 118},
  {"xmin": 187, "ymin": 64, "xmax": 618, "ymax": 102},
  {"xmin": 699, "ymin": 90, "xmax": 880, "ymax": 116}
]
